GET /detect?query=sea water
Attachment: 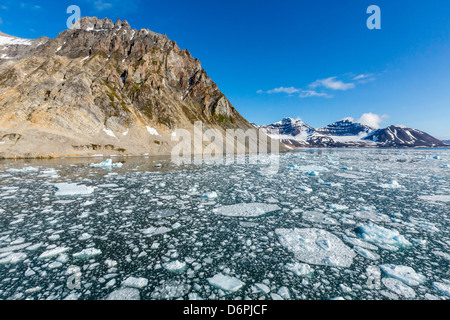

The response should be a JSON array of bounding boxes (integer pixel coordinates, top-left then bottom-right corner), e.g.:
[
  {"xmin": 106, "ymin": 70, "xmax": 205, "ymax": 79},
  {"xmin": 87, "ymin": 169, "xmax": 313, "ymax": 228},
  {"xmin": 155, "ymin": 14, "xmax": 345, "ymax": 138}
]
[{"xmin": 0, "ymin": 149, "xmax": 448, "ymax": 300}]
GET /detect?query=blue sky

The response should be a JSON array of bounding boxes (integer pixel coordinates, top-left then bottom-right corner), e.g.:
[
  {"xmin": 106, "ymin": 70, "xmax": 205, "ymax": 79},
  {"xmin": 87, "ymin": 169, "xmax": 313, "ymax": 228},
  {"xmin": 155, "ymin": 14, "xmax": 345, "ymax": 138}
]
[{"xmin": 1, "ymin": 0, "xmax": 449, "ymax": 138}]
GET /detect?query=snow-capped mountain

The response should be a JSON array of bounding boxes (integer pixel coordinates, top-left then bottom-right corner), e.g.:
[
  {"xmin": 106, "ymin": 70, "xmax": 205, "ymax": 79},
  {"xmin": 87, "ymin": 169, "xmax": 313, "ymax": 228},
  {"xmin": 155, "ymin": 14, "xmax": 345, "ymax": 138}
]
[
  {"xmin": 258, "ymin": 118, "xmax": 314, "ymax": 147},
  {"xmin": 259, "ymin": 118, "xmax": 447, "ymax": 148},
  {"xmin": 363, "ymin": 126, "xmax": 447, "ymax": 147},
  {"xmin": 316, "ymin": 119, "xmax": 374, "ymax": 136}
]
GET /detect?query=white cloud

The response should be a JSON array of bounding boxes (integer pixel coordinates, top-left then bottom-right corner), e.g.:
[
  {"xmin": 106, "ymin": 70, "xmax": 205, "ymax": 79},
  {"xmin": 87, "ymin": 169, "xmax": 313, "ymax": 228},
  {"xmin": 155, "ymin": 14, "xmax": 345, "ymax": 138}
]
[
  {"xmin": 356, "ymin": 113, "xmax": 388, "ymax": 129},
  {"xmin": 263, "ymin": 87, "xmax": 329, "ymax": 98},
  {"xmin": 310, "ymin": 77, "xmax": 355, "ymax": 91},
  {"xmin": 353, "ymin": 74, "xmax": 371, "ymax": 80},
  {"xmin": 267, "ymin": 87, "xmax": 300, "ymax": 94},
  {"xmin": 93, "ymin": 0, "xmax": 113, "ymax": 11},
  {"xmin": 299, "ymin": 90, "xmax": 331, "ymax": 98}
]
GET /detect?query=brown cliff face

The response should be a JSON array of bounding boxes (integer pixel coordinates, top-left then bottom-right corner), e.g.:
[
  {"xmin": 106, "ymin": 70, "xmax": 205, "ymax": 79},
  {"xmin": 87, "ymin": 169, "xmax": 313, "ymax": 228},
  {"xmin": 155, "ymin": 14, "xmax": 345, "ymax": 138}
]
[{"xmin": 0, "ymin": 17, "xmax": 263, "ymax": 158}]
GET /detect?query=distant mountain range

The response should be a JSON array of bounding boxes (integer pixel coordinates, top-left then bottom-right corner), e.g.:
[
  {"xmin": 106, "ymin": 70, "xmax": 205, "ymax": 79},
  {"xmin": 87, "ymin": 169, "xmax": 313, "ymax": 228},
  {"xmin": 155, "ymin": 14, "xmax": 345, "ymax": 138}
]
[{"xmin": 258, "ymin": 118, "xmax": 448, "ymax": 148}]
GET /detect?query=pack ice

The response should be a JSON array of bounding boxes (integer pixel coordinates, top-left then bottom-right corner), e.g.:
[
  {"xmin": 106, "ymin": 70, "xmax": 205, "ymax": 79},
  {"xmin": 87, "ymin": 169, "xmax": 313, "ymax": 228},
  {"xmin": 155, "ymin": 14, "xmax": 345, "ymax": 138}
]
[
  {"xmin": 275, "ymin": 228, "xmax": 356, "ymax": 268},
  {"xmin": 207, "ymin": 274, "xmax": 245, "ymax": 293},
  {"xmin": 54, "ymin": 183, "xmax": 95, "ymax": 196},
  {"xmin": 379, "ymin": 264, "xmax": 426, "ymax": 286},
  {"xmin": 213, "ymin": 203, "xmax": 280, "ymax": 217},
  {"xmin": 355, "ymin": 224, "xmax": 412, "ymax": 249}
]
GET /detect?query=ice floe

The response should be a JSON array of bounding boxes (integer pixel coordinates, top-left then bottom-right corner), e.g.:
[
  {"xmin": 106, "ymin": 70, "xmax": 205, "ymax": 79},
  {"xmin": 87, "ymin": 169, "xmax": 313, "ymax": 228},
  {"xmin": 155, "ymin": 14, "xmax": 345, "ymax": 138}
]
[
  {"xmin": 379, "ymin": 264, "xmax": 426, "ymax": 286},
  {"xmin": 382, "ymin": 278, "xmax": 416, "ymax": 299},
  {"xmin": 276, "ymin": 228, "xmax": 356, "ymax": 267},
  {"xmin": 122, "ymin": 277, "xmax": 148, "ymax": 289},
  {"xmin": 432, "ymin": 282, "xmax": 450, "ymax": 296},
  {"xmin": 90, "ymin": 159, "xmax": 123, "ymax": 168},
  {"xmin": 355, "ymin": 224, "xmax": 412, "ymax": 250},
  {"xmin": 213, "ymin": 203, "xmax": 280, "ymax": 217},
  {"xmin": 54, "ymin": 183, "xmax": 95, "ymax": 196},
  {"xmin": 207, "ymin": 274, "xmax": 245, "ymax": 293},
  {"xmin": 73, "ymin": 248, "xmax": 102, "ymax": 260},
  {"xmin": 285, "ymin": 262, "xmax": 314, "ymax": 277},
  {"xmin": 106, "ymin": 288, "xmax": 140, "ymax": 300}
]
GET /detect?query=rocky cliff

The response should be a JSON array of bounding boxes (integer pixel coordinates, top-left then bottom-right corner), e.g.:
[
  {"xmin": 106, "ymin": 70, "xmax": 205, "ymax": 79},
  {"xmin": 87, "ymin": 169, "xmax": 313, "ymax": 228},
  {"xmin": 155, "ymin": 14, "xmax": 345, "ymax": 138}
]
[{"xmin": 0, "ymin": 17, "xmax": 265, "ymax": 158}]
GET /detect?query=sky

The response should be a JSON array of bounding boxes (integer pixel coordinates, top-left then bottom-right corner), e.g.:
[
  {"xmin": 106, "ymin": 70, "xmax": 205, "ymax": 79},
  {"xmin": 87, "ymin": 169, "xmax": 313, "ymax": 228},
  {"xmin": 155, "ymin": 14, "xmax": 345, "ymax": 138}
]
[{"xmin": 1, "ymin": 0, "xmax": 449, "ymax": 138}]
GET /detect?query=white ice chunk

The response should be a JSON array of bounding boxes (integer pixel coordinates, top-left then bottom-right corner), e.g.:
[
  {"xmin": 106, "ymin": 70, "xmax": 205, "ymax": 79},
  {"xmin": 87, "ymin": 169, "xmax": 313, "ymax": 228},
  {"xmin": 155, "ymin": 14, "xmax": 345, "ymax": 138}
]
[
  {"xmin": 276, "ymin": 228, "xmax": 356, "ymax": 268},
  {"xmin": 432, "ymin": 282, "xmax": 450, "ymax": 296},
  {"xmin": 54, "ymin": 183, "xmax": 95, "ymax": 196},
  {"xmin": 122, "ymin": 277, "xmax": 148, "ymax": 289},
  {"xmin": 202, "ymin": 191, "xmax": 218, "ymax": 199},
  {"xmin": 379, "ymin": 180, "xmax": 405, "ymax": 189},
  {"xmin": 163, "ymin": 260, "xmax": 187, "ymax": 272},
  {"xmin": 106, "ymin": 288, "xmax": 140, "ymax": 300},
  {"xmin": 285, "ymin": 262, "xmax": 314, "ymax": 277},
  {"xmin": 0, "ymin": 252, "xmax": 27, "ymax": 264},
  {"xmin": 142, "ymin": 226, "xmax": 172, "ymax": 236},
  {"xmin": 39, "ymin": 247, "xmax": 70, "ymax": 259},
  {"xmin": 382, "ymin": 278, "xmax": 416, "ymax": 298},
  {"xmin": 354, "ymin": 246, "xmax": 380, "ymax": 260},
  {"xmin": 379, "ymin": 264, "xmax": 426, "ymax": 286},
  {"xmin": 73, "ymin": 248, "xmax": 102, "ymax": 260},
  {"xmin": 303, "ymin": 211, "xmax": 337, "ymax": 225},
  {"xmin": 90, "ymin": 159, "xmax": 123, "ymax": 168},
  {"xmin": 207, "ymin": 273, "xmax": 245, "ymax": 293},
  {"xmin": 355, "ymin": 224, "xmax": 412, "ymax": 249},
  {"xmin": 213, "ymin": 203, "xmax": 280, "ymax": 217}
]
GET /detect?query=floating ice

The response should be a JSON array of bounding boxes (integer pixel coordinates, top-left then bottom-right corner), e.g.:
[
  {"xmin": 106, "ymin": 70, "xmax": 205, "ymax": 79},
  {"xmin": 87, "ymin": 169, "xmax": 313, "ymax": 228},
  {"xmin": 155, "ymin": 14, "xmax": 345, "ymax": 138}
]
[
  {"xmin": 297, "ymin": 186, "xmax": 313, "ymax": 193},
  {"xmin": 288, "ymin": 165, "xmax": 328, "ymax": 173},
  {"xmin": 54, "ymin": 183, "xmax": 95, "ymax": 196},
  {"xmin": 379, "ymin": 264, "xmax": 426, "ymax": 286},
  {"xmin": 354, "ymin": 246, "xmax": 380, "ymax": 260},
  {"xmin": 418, "ymin": 195, "xmax": 450, "ymax": 203},
  {"xmin": 142, "ymin": 226, "xmax": 172, "ymax": 236},
  {"xmin": 382, "ymin": 278, "xmax": 416, "ymax": 299},
  {"xmin": 355, "ymin": 224, "xmax": 412, "ymax": 249},
  {"xmin": 163, "ymin": 260, "xmax": 187, "ymax": 272},
  {"xmin": 285, "ymin": 262, "xmax": 314, "ymax": 277},
  {"xmin": 90, "ymin": 159, "xmax": 123, "ymax": 168},
  {"xmin": 73, "ymin": 248, "xmax": 102, "ymax": 260},
  {"xmin": 255, "ymin": 283, "xmax": 270, "ymax": 294},
  {"xmin": 213, "ymin": 203, "xmax": 280, "ymax": 217},
  {"xmin": 276, "ymin": 228, "xmax": 356, "ymax": 268},
  {"xmin": 202, "ymin": 191, "xmax": 218, "ymax": 199},
  {"xmin": 6, "ymin": 167, "xmax": 39, "ymax": 173},
  {"xmin": 207, "ymin": 273, "xmax": 245, "ymax": 293},
  {"xmin": 342, "ymin": 236, "xmax": 379, "ymax": 251},
  {"xmin": 106, "ymin": 288, "xmax": 140, "ymax": 300},
  {"xmin": 39, "ymin": 247, "xmax": 70, "ymax": 259},
  {"xmin": 0, "ymin": 252, "xmax": 26, "ymax": 264},
  {"xmin": 122, "ymin": 277, "xmax": 148, "ymax": 289},
  {"xmin": 432, "ymin": 282, "xmax": 450, "ymax": 296},
  {"xmin": 379, "ymin": 180, "xmax": 405, "ymax": 189},
  {"xmin": 302, "ymin": 211, "xmax": 337, "ymax": 225},
  {"xmin": 148, "ymin": 209, "xmax": 178, "ymax": 219},
  {"xmin": 329, "ymin": 204, "xmax": 348, "ymax": 211},
  {"xmin": 151, "ymin": 281, "xmax": 190, "ymax": 299}
]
